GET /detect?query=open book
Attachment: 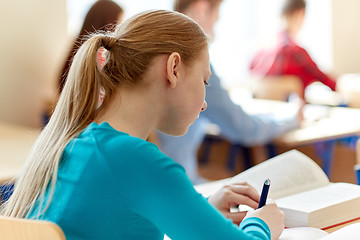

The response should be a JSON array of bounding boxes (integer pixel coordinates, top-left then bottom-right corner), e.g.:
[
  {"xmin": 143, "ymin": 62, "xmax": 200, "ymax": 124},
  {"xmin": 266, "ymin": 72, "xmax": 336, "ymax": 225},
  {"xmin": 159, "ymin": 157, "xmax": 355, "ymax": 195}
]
[
  {"xmin": 196, "ymin": 150, "xmax": 360, "ymax": 229},
  {"xmin": 278, "ymin": 222, "xmax": 360, "ymax": 240}
]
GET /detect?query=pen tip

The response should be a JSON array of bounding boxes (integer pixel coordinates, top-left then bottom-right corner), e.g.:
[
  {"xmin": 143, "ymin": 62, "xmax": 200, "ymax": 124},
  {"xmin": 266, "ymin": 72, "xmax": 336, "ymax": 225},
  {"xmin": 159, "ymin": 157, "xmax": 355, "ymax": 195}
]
[{"xmin": 265, "ymin": 179, "xmax": 271, "ymax": 185}]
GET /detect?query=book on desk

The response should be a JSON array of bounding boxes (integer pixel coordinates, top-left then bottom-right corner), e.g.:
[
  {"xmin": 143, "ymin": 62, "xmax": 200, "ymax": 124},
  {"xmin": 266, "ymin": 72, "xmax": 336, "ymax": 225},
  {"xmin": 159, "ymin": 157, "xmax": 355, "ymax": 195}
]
[
  {"xmin": 196, "ymin": 150, "xmax": 360, "ymax": 230},
  {"xmin": 277, "ymin": 222, "xmax": 360, "ymax": 240}
]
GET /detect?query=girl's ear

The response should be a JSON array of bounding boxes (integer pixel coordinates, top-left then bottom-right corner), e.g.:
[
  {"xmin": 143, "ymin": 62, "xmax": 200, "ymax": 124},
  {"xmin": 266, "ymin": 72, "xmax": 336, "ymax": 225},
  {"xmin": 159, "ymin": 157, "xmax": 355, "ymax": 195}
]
[{"xmin": 166, "ymin": 52, "xmax": 181, "ymax": 88}]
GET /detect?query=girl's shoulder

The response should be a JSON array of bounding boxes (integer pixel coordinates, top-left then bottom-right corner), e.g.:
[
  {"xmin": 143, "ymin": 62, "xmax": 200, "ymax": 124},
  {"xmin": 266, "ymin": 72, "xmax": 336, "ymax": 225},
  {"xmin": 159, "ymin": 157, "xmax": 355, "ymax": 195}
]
[{"xmin": 85, "ymin": 122, "xmax": 163, "ymax": 159}]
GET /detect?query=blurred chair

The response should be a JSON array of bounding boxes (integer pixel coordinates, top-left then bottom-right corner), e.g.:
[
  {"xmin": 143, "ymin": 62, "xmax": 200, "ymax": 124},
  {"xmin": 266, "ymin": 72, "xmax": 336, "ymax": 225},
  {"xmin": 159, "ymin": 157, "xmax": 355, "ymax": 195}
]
[
  {"xmin": 250, "ymin": 75, "xmax": 303, "ymax": 101},
  {"xmin": 249, "ymin": 75, "xmax": 303, "ymax": 164},
  {"xmin": 0, "ymin": 215, "xmax": 65, "ymax": 240},
  {"xmin": 355, "ymin": 138, "xmax": 360, "ymax": 185}
]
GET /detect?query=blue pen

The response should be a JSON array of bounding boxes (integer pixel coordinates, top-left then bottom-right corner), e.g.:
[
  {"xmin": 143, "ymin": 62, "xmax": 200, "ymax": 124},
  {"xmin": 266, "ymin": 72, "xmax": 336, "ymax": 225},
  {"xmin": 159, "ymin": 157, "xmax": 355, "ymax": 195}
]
[{"xmin": 258, "ymin": 179, "xmax": 271, "ymax": 209}]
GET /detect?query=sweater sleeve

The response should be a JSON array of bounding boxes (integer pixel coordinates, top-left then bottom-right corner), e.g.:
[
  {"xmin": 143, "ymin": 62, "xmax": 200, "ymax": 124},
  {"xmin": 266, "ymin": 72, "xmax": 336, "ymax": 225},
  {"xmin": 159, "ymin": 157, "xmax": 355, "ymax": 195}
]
[
  {"xmin": 111, "ymin": 139, "xmax": 271, "ymax": 240},
  {"xmin": 294, "ymin": 47, "xmax": 336, "ymax": 91},
  {"xmin": 240, "ymin": 218, "xmax": 271, "ymax": 239}
]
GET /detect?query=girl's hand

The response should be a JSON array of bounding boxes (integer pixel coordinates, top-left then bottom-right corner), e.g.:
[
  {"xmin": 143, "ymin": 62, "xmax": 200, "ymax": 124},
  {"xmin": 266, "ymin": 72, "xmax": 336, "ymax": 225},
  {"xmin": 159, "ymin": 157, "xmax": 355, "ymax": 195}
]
[
  {"xmin": 208, "ymin": 182, "xmax": 260, "ymax": 225},
  {"xmin": 244, "ymin": 199, "xmax": 285, "ymax": 240}
]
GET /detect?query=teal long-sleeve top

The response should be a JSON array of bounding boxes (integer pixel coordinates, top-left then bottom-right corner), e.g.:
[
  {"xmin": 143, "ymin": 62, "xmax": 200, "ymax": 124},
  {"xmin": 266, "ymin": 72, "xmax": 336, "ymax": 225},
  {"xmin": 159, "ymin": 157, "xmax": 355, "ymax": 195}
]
[{"xmin": 28, "ymin": 122, "xmax": 271, "ymax": 240}]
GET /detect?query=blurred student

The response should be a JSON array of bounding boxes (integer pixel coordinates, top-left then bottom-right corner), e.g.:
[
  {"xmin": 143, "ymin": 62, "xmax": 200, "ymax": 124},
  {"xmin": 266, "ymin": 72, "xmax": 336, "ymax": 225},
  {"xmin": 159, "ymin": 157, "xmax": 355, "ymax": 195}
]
[
  {"xmin": 0, "ymin": 10, "xmax": 285, "ymax": 240},
  {"xmin": 59, "ymin": 0, "xmax": 124, "ymax": 93},
  {"xmin": 249, "ymin": 0, "xmax": 336, "ymax": 97},
  {"xmin": 158, "ymin": 0, "xmax": 301, "ymax": 184}
]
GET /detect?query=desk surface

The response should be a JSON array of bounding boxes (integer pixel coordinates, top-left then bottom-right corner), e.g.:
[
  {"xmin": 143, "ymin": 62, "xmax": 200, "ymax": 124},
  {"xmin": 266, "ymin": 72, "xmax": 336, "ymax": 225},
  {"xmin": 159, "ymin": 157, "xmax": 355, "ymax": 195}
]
[
  {"xmin": 236, "ymin": 98, "xmax": 360, "ymax": 147},
  {"xmin": 0, "ymin": 122, "xmax": 40, "ymax": 184},
  {"xmin": 277, "ymin": 105, "xmax": 360, "ymax": 146}
]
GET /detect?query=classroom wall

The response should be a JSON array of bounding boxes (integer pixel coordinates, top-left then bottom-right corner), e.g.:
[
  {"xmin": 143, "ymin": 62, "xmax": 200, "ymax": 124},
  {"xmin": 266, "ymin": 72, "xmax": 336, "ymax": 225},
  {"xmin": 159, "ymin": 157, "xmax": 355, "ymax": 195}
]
[
  {"xmin": 0, "ymin": 0, "xmax": 68, "ymax": 127},
  {"xmin": 332, "ymin": 0, "xmax": 360, "ymax": 75},
  {"xmin": 1, "ymin": 0, "xmax": 360, "ymax": 127}
]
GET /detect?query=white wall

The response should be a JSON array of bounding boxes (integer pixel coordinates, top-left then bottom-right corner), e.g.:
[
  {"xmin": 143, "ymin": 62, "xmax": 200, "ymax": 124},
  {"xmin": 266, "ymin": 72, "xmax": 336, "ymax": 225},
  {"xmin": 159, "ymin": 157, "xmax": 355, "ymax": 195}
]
[
  {"xmin": 211, "ymin": 0, "xmax": 333, "ymax": 88},
  {"xmin": 332, "ymin": 0, "xmax": 360, "ymax": 74},
  {"xmin": 67, "ymin": 0, "xmax": 174, "ymax": 37},
  {"xmin": 0, "ymin": 0, "xmax": 68, "ymax": 127},
  {"xmin": 67, "ymin": 0, "xmax": 336, "ymax": 88}
]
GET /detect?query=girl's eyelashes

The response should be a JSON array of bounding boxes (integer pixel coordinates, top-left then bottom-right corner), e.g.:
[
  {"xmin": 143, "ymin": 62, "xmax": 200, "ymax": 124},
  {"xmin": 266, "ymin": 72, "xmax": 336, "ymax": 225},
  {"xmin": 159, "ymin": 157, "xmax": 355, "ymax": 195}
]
[{"xmin": 204, "ymin": 80, "xmax": 210, "ymax": 86}]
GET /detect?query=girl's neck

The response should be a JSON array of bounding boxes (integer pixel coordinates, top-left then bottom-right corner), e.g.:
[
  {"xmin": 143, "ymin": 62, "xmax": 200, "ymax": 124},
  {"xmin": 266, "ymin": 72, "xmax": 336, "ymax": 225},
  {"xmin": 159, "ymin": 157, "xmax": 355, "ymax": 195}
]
[{"xmin": 95, "ymin": 87, "xmax": 160, "ymax": 140}]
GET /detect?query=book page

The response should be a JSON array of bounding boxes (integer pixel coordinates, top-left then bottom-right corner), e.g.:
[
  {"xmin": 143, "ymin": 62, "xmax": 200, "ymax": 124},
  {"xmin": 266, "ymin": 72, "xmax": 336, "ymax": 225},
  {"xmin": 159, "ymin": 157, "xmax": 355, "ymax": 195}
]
[
  {"xmin": 276, "ymin": 183, "xmax": 360, "ymax": 212},
  {"xmin": 280, "ymin": 227, "xmax": 328, "ymax": 240},
  {"xmin": 228, "ymin": 150, "xmax": 329, "ymax": 199},
  {"xmin": 320, "ymin": 222, "xmax": 360, "ymax": 240}
]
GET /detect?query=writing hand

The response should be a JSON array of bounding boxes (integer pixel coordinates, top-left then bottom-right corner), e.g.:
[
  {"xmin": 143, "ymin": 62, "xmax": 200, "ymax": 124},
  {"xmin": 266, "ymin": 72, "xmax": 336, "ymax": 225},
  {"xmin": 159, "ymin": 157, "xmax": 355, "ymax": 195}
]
[
  {"xmin": 208, "ymin": 182, "xmax": 260, "ymax": 225},
  {"xmin": 244, "ymin": 199, "xmax": 284, "ymax": 240}
]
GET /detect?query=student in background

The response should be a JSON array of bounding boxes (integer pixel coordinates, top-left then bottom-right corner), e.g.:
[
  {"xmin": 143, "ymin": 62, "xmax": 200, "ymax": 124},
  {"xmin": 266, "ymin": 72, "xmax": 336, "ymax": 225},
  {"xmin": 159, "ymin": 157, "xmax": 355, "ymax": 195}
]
[
  {"xmin": 249, "ymin": 0, "xmax": 336, "ymax": 97},
  {"xmin": 158, "ymin": 0, "xmax": 301, "ymax": 184},
  {"xmin": 58, "ymin": 0, "xmax": 124, "ymax": 93},
  {"xmin": 0, "ymin": 10, "xmax": 284, "ymax": 240}
]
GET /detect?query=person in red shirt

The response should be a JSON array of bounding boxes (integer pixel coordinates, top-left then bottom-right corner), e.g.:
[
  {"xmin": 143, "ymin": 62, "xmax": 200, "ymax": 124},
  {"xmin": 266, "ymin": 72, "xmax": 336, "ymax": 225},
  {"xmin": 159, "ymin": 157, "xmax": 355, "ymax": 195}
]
[{"xmin": 249, "ymin": 0, "xmax": 336, "ymax": 98}]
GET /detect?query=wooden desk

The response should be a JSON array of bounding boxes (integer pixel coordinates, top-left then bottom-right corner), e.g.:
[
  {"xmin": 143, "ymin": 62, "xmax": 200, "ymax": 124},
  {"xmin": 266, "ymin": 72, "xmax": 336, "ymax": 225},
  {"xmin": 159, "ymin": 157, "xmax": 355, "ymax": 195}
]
[
  {"xmin": 229, "ymin": 98, "xmax": 360, "ymax": 175},
  {"xmin": 0, "ymin": 122, "xmax": 40, "ymax": 184},
  {"xmin": 234, "ymin": 98, "xmax": 360, "ymax": 147},
  {"xmin": 275, "ymin": 105, "xmax": 360, "ymax": 147}
]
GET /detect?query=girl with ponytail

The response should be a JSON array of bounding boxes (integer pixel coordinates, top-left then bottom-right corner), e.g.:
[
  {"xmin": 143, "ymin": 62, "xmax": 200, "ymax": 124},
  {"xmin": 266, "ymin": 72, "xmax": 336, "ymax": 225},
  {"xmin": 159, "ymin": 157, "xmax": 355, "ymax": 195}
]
[{"xmin": 1, "ymin": 10, "xmax": 284, "ymax": 240}]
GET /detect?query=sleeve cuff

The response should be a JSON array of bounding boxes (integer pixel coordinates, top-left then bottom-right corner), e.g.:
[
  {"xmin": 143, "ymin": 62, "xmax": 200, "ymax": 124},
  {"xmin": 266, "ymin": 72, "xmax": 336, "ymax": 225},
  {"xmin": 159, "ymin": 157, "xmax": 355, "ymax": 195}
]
[{"xmin": 239, "ymin": 217, "xmax": 271, "ymax": 240}]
